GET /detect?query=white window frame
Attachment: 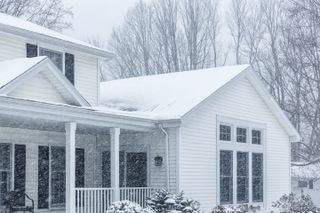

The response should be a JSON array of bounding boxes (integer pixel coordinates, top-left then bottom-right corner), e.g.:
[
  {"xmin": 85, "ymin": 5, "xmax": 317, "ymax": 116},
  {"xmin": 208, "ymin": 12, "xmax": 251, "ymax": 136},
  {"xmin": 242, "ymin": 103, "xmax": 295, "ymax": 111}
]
[
  {"xmin": 217, "ymin": 115, "xmax": 266, "ymax": 207},
  {"xmin": 38, "ymin": 47, "xmax": 64, "ymax": 74}
]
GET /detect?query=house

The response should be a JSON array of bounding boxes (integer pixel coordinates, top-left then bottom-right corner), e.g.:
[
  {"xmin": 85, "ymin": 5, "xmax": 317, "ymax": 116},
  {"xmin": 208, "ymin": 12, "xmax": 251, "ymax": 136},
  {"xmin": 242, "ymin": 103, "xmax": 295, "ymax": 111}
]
[
  {"xmin": 0, "ymin": 13, "xmax": 300, "ymax": 213},
  {"xmin": 291, "ymin": 164, "xmax": 320, "ymax": 207}
]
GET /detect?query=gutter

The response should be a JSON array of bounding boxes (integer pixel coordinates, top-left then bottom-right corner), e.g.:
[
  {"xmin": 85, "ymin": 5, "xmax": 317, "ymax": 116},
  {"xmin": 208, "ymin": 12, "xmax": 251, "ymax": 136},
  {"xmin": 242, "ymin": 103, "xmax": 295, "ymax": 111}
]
[{"xmin": 159, "ymin": 123, "xmax": 170, "ymax": 191}]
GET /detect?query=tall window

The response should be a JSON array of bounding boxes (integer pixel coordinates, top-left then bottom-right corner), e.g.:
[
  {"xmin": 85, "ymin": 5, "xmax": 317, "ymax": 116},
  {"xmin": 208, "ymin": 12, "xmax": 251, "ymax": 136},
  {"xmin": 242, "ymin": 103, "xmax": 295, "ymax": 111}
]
[
  {"xmin": 252, "ymin": 153, "xmax": 263, "ymax": 202},
  {"xmin": 51, "ymin": 147, "xmax": 66, "ymax": 207},
  {"xmin": 237, "ymin": 152, "xmax": 249, "ymax": 203},
  {"xmin": 0, "ymin": 144, "xmax": 10, "ymax": 206},
  {"xmin": 39, "ymin": 48, "xmax": 63, "ymax": 71},
  {"xmin": 220, "ymin": 151, "xmax": 233, "ymax": 204},
  {"xmin": 220, "ymin": 125, "xmax": 231, "ymax": 141}
]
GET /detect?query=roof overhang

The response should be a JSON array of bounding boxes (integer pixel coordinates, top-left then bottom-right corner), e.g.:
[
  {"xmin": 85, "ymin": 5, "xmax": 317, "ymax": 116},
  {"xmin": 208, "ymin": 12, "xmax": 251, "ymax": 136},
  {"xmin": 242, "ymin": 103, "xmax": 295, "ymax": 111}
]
[{"xmin": 0, "ymin": 23, "xmax": 114, "ymax": 59}]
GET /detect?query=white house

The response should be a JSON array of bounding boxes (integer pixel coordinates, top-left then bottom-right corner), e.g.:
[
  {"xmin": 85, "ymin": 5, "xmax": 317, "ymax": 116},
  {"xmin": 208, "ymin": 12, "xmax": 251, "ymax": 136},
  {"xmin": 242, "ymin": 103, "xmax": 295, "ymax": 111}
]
[
  {"xmin": 0, "ymin": 13, "xmax": 300, "ymax": 213},
  {"xmin": 291, "ymin": 164, "xmax": 320, "ymax": 207}
]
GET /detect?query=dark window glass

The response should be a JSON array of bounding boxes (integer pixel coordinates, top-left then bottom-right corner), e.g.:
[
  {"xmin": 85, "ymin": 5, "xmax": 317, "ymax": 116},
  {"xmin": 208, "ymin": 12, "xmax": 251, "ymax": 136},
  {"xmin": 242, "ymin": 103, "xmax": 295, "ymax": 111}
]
[
  {"xmin": 298, "ymin": 181, "xmax": 308, "ymax": 188},
  {"xmin": 51, "ymin": 146, "xmax": 65, "ymax": 207},
  {"xmin": 220, "ymin": 125, "xmax": 231, "ymax": 141},
  {"xmin": 309, "ymin": 180, "xmax": 314, "ymax": 189},
  {"xmin": 76, "ymin": 148, "xmax": 85, "ymax": 188},
  {"xmin": 237, "ymin": 128, "xmax": 247, "ymax": 143},
  {"xmin": 26, "ymin": 43, "xmax": 38, "ymax": 58},
  {"xmin": 252, "ymin": 130, "xmax": 262, "ymax": 145},
  {"xmin": 0, "ymin": 144, "xmax": 10, "ymax": 206},
  {"xmin": 39, "ymin": 48, "xmax": 63, "ymax": 71},
  {"xmin": 126, "ymin": 152, "xmax": 147, "ymax": 187},
  {"xmin": 38, "ymin": 146, "xmax": 49, "ymax": 209},
  {"xmin": 220, "ymin": 151, "xmax": 233, "ymax": 204},
  {"xmin": 14, "ymin": 145, "xmax": 26, "ymax": 206},
  {"xmin": 102, "ymin": 151, "xmax": 126, "ymax": 187},
  {"xmin": 252, "ymin": 153, "xmax": 263, "ymax": 202},
  {"xmin": 237, "ymin": 152, "xmax": 249, "ymax": 203},
  {"xmin": 65, "ymin": 53, "xmax": 74, "ymax": 84}
]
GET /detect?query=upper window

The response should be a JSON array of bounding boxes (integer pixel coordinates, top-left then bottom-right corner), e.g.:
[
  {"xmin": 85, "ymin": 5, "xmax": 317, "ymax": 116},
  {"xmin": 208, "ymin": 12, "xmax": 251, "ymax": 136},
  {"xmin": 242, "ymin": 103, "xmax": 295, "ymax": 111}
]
[
  {"xmin": 236, "ymin": 128, "xmax": 247, "ymax": 143},
  {"xmin": 252, "ymin": 130, "xmax": 262, "ymax": 145},
  {"xmin": 220, "ymin": 125, "xmax": 231, "ymax": 141},
  {"xmin": 39, "ymin": 48, "xmax": 63, "ymax": 71}
]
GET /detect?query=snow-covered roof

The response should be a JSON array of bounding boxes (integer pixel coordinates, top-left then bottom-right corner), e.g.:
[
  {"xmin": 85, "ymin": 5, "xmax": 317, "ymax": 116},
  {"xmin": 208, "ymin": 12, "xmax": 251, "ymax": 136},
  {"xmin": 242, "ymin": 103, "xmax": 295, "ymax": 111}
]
[
  {"xmin": 0, "ymin": 13, "xmax": 112, "ymax": 58},
  {"xmin": 0, "ymin": 56, "xmax": 46, "ymax": 88},
  {"xmin": 292, "ymin": 163, "xmax": 320, "ymax": 179},
  {"xmin": 99, "ymin": 65, "xmax": 250, "ymax": 119}
]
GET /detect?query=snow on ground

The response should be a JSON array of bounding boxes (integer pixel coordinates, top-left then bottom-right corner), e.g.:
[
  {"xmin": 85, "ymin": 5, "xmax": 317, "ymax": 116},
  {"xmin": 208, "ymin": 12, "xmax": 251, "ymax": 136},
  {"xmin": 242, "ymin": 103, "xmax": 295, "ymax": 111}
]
[
  {"xmin": 291, "ymin": 163, "xmax": 320, "ymax": 179},
  {"xmin": 99, "ymin": 65, "xmax": 250, "ymax": 120},
  {"xmin": 0, "ymin": 56, "xmax": 46, "ymax": 88}
]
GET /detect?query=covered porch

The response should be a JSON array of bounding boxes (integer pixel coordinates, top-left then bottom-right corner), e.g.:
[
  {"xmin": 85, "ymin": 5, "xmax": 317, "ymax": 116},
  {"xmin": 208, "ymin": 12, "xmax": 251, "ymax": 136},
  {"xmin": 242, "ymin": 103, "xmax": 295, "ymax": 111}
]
[{"xmin": 0, "ymin": 96, "xmax": 179, "ymax": 213}]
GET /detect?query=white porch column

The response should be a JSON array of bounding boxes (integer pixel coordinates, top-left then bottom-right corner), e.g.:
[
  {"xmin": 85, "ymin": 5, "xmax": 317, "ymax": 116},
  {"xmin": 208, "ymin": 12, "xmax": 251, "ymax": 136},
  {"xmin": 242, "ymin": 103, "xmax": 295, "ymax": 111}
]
[
  {"xmin": 65, "ymin": 122, "xmax": 77, "ymax": 213},
  {"xmin": 110, "ymin": 127, "xmax": 120, "ymax": 202}
]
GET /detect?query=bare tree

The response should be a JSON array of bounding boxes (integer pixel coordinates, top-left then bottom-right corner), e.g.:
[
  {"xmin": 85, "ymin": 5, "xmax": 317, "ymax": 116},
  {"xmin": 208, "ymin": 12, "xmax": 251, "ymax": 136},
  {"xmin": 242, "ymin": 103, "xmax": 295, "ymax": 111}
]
[
  {"xmin": 0, "ymin": 0, "xmax": 73, "ymax": 31},
  {"xmin": 227, "ymin": 0, "xmax": 248, "ymax": 65}
]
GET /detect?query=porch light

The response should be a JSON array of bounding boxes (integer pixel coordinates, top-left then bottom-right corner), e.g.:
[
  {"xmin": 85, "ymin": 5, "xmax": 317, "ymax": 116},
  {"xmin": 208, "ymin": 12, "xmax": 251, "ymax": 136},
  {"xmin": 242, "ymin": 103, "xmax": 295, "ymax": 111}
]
[{"xmin": 154, "ymin": 156, "xmax": 163, "ymax": 166}]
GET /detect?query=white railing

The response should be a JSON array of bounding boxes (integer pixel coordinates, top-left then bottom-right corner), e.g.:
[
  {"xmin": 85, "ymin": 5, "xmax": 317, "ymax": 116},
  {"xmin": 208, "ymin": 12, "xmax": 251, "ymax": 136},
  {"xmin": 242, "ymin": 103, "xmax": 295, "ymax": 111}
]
[
  {"xmin": 120, "ymin": 187, "xmax": 159, "ymax": 207},
  {"xmin": 76, "ymin": 188, "xmax": 113, "ymax": 213}
]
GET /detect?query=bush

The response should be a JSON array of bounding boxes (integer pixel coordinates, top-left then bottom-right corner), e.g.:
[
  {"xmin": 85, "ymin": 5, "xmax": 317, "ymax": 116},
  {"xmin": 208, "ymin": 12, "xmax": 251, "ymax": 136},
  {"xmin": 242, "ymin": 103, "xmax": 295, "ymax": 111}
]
[
  {"xmin": 106, "ymin": 200, "xmax": 142, "ymax": 213},
  {"xmin": 211, "ymin": 204, "xmax": 260, "ymax": 213},
  {"xmin": 272, "ymin": 193, "xmax": 319, "ymax": 213},
  {"xmin": 146, "ymin": 189, "xmax": 201, "ymax": 213}
]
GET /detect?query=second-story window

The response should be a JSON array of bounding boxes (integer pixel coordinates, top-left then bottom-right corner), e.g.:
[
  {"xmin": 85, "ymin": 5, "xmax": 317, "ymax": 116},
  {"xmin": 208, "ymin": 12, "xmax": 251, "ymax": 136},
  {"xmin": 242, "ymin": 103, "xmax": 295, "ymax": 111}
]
[
  {"xmin": 220, "ymin": 125, "xmax": 231, "ymax": 141},
  {"xmin": 237, "ymin": 128, "xmax": 247, "ymax": 143},
  {"xmin": 39, "ymin": 48, "xmax": 63, "ymax": 71}
]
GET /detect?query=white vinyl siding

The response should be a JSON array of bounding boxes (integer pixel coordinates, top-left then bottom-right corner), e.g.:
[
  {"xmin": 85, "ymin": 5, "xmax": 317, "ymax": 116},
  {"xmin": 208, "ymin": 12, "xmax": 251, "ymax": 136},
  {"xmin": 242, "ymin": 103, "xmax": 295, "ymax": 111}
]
[
  {"xmin": 74, "ymin": 54, "xmax": 98, "ymax": 106},
  {"xmin": 180, "ymin": 76, "xmax": 291, "ymax": 211},
  {"xmin": 8, "ymin": 72, "xmax": 68, "ymax": 104},
  {"xmin": 0, "ymin": 32, "xmax": 25, "ymax": 61}
]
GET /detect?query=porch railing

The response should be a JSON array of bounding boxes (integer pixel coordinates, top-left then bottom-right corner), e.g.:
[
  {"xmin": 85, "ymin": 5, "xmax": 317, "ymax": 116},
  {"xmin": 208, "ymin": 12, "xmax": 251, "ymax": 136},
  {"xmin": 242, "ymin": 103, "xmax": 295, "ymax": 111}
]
[
  {"xmin": 120, "ymin": 187, "xmax": 158, "ymax": 207},
  {"xmin": 75, "ymin": 187, "xmax": 159, "ymax": 213},
  {"xmin": 75, "ymin": 188, "xmax": 113, "ymax": 213}
]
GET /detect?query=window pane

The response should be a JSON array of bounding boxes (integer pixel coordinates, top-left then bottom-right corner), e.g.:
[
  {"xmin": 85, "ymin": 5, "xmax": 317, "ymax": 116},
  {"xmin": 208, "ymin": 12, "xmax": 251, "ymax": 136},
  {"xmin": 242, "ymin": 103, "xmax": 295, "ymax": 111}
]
[
  {"xmin": 39, "ymin": 48, "xmax": 63, "ymax": 71},
  {"xmin": 252, "ymin": 130, "xmax": 262, "ymax": 145},
  {"xmin": 220, "ymin": 125, "xmax": 231, "ymax": 141},
  {"xmin": 236, "ymin": 128, "xmax": 247, "ymax": 143},
  {"xmin": 38, "ymin": 146, "xmax": 49, "ymax": 209},
  {"xmin": 252, "ymin": 153, "xmax": 263, "ymax": 202},
  {"xmin": 51, "ymin": 146, "xmax": 66, "ymax": 207},
  {"xmin": 14, "ymin": 144, "xmax": 26, "ymax": 207},
  {"xmin": 0, "ymin": 144, "xmax": 10, "ymax": 206},
  {"xmin": 237, "ymin": 152, "xmax": 249, "ymax": 203},
  {"xmin": 220, "ymin": 151, "xmax": 233, "ymax": 204},
  {"xmin": 76, "ymin": 148, "xmax": 85, "ymax": 188}
]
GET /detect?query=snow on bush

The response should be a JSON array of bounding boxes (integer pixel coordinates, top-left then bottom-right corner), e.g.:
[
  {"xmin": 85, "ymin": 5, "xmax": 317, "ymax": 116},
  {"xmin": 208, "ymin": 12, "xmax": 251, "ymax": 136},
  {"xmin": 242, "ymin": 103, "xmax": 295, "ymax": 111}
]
[
  {"xmin": 106, "ymin": 200, "xmax": 142, "ymax": 213},
  {"xmin": 211, "ymin": 204, "xmax": 260, "ymax": 213},
  {"xmin": 272, "ymin": 193, "xmax": 319, "ymax": 213},
  {"xmin": 146, "ymin": 189, "xmax": 201, "ymax": 213}
]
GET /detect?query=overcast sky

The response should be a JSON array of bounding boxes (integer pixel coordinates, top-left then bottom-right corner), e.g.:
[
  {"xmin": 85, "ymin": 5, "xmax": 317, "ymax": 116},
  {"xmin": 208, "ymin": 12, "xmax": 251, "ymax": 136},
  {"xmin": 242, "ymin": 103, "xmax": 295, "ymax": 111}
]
[{"xmin": 63, "ymin": 0, "xmax": 150, "ymax": 43}]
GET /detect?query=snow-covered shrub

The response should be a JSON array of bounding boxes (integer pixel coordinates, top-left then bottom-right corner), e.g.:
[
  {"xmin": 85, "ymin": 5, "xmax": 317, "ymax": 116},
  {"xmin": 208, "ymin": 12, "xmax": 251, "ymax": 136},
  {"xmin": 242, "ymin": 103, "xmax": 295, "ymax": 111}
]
[
  {"xmin": 106, "ymin": 200, "xmax": 142, "ymax": 213},
  {"xmin": 146, "ymin": 189, "xmax": 201, "ymax": 213},
  {"xmin": 272, "ymin": 193, "xmax": 319, "ymax": 213},
  {"xmin": 211, "ymin": 204, "xmax": 260, "ymax": 213}
]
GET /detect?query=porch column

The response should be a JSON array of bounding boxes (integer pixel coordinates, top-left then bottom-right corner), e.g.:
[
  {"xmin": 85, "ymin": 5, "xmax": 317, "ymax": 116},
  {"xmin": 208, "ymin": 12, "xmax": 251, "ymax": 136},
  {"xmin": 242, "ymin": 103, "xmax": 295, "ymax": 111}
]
[
  {"xmin": 65, "ymin": 122, "xmax": 77, "ymax": 213},
  {"xmin": 110, "ymin": 127, "xmax": 120, "ymax": 201}
]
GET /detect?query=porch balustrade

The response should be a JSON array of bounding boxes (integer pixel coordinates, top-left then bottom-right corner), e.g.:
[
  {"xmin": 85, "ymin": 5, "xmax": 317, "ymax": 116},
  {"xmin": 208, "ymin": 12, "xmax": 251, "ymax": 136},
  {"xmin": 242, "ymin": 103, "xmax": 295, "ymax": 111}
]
[{"xmin": 75, "ymin": 187, "xmax": 159, "ymax": 213}]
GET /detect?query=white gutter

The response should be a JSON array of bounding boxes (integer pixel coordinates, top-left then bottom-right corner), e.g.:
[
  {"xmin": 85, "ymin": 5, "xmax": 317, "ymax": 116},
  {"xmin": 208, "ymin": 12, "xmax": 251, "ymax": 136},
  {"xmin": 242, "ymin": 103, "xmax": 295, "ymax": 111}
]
[{"xmin": 159, "ymin": 123, "xmax": 170, "ymax": 191}]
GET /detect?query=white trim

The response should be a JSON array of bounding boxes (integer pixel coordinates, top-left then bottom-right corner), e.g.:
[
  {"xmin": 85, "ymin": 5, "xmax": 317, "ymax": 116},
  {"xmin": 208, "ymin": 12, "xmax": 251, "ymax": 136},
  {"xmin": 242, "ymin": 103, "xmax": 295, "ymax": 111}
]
[{"xmin": 175, "ymin": 127, "xmax": 181, "ymax": 193}]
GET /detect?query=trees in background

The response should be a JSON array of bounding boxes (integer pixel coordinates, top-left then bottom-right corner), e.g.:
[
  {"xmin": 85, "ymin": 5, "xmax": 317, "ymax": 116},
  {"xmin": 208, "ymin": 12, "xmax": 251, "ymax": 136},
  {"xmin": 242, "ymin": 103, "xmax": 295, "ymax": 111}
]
[{"xmin": 0, "ymin": 0, "xmax": 73, "ymax": 31}]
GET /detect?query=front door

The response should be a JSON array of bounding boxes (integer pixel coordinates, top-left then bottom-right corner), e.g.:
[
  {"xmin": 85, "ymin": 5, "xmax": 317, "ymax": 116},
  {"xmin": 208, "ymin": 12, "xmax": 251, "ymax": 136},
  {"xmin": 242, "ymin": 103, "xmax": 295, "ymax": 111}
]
[{"xmin": 126, "ymin": 152, "xmax": 147, "ymax": 187}]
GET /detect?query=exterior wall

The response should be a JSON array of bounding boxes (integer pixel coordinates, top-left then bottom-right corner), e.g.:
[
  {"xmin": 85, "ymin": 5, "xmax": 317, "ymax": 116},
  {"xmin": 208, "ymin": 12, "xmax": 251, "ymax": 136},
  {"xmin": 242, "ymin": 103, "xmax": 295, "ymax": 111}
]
[
  {"xmin": 0, "ymin": 126, "xmax": 173, "ymax": 212},
  {"xmin": 0, "ymin": 32, "xmax": 99, "ymax": 106},
  {"xmin": 180, "ymin": 76, "xmax": 291, "ymax": 211},
  {"xmin": 8, "ymin": 72, "xmax": 68, "ymax": 104},
  {"xmin": 292, "ymin": 178, "xmax": 320, "ymax": 207}
]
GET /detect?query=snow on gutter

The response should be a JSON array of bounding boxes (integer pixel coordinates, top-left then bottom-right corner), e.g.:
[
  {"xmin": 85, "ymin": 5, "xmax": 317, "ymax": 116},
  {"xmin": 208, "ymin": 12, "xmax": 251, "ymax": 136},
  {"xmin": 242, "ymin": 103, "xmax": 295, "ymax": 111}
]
[
  {"xmin": 0, "ymin": 23, "xmax": 114, "ymax": 59},
  {"xmin": 0, "ymin": 95, "xmax": 181, "ymax": 130}
]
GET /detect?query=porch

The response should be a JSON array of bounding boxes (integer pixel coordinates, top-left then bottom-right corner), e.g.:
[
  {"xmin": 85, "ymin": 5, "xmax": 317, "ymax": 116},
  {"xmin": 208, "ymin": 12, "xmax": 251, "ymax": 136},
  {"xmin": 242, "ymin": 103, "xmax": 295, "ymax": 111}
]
[{"xmin": 0, "ymin": 96, "xmax": 178, "ymax": 213}]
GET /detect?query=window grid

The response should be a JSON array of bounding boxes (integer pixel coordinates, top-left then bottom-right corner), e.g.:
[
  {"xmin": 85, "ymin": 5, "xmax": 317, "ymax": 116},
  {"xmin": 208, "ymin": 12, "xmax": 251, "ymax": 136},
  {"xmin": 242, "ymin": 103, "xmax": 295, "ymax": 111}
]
[
  {"xmin": 236, "ymin": 128, "xmax": 247, "ymax": 143},
  {"xmin": 220, "ymin": 151, "xmax": 233, "ymax": 204},
  {"xmin": 237, "ymin": 152, "xmax": 249, "ymax": 203},
  {"xmin": 252, "ymin": 153, "xmax": 263, "ymax": 202},
  {"xmin": 220, "ymin": 125, "xmax": 232, "ymax": 141},
  {"xmin": 252, "ymin": 130, "xmax": 262, "ymax": 145}
]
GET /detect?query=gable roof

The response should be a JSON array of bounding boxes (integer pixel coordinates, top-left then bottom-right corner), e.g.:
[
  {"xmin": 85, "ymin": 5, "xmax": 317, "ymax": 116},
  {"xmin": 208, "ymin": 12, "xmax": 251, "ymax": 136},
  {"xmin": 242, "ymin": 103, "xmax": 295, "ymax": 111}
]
[
  {"xmin": 0, "ymin": 13, "xmax": 113, "ymax": 58},
  {"xmin": 0, "ymin": 56, "xmax": 90, "ymax": 106},
  {"xmin": 99, "ymin": 65, "xmax": 300, "ymax": 141},
  {"xmin": 99, "ymin": 65, "xmax": 250, "ymax": 119}
]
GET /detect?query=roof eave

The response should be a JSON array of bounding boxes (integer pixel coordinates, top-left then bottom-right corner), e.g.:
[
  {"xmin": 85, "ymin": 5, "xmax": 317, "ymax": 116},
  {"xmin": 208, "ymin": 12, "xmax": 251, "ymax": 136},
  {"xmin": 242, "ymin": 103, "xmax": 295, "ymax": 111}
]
[{"xmin": 0, "ymin": 23, "xmax": 114, "ymax": 59}]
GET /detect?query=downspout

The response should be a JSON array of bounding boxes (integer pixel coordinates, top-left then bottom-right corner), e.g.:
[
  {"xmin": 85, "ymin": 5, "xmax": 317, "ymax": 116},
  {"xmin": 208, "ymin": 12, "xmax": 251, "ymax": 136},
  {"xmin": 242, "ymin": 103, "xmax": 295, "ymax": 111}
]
[{"xmin": 159, "ymin": 123, "xmax": 170, "ymax": 191}]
